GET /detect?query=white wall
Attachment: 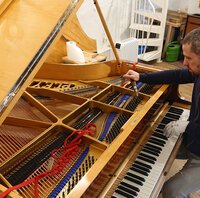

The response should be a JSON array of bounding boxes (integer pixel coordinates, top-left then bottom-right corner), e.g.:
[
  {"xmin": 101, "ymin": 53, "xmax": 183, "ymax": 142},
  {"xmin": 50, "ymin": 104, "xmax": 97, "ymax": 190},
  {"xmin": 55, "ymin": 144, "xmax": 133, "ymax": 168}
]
[
  {"xmin": 188, "ymin": 0, "xmax": 200, "ymax": 14},
  {"xmin": 168, "ymin": 0, "xmax": 188, "ymax": 12},
  {"xmin": 77, "ymin": 0, "xmax": 132, "ymax": 53},
  {"xmin": 168, "ymin": 0, "xmax": 200, "ymax": 14},
  {"xmin": 76, "ymin": 0, "xmax": 200, "ymax": 54},
  {"xmin": 77, "ymin": 0, "xmax": 112, "ymax": 40}
]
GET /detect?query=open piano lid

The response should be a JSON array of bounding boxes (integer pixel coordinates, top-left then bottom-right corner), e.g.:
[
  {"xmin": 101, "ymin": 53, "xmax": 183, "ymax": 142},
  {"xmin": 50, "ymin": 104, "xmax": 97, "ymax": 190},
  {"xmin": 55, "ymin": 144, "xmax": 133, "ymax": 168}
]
[{"xmin": 0, "ymin": 0, "xmax": 83, "ymax": 124}]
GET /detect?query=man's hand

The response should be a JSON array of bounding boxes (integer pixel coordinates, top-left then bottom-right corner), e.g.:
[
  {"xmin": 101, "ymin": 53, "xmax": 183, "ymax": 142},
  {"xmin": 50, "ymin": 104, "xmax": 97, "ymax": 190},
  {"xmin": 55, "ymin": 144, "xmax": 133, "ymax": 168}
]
[
  {"xmin": 163, "ymin": 120, "xmax": 189, "ymax": 138},
  {"xmin": 123, "ymin": 70, "xmax": 140, "ymax": 81}
]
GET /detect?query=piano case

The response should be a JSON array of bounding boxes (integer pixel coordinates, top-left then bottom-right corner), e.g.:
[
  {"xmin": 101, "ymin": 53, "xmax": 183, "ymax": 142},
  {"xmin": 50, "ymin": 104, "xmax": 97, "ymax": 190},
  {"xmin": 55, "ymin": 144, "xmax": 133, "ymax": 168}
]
[{"xmin": 0, "ymin": 0, "xmax": 190, "ymax": 198}]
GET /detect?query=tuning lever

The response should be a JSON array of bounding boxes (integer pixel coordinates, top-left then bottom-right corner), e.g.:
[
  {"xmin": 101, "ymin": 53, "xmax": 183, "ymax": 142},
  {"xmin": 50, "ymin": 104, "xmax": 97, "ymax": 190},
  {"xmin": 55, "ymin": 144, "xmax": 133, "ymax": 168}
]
[{"xmin": 131, "ymin": 80, "xmax": 138, "ymax": 97}]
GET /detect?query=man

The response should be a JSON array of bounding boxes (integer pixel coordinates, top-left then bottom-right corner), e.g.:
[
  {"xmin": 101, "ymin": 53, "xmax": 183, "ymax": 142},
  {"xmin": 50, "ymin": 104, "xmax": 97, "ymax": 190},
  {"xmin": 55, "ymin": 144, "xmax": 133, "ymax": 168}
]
[{"xmin": 123, "ymin": 27, "xmax": 200, "ymax": 198}]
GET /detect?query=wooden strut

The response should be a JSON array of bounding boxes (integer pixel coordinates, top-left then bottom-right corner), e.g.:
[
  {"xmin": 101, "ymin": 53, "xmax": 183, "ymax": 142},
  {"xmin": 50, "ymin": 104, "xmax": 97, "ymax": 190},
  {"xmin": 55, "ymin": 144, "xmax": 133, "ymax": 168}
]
[{"xmin": 93, "ymin": 0, "xmax": 121, "ymax": 66}]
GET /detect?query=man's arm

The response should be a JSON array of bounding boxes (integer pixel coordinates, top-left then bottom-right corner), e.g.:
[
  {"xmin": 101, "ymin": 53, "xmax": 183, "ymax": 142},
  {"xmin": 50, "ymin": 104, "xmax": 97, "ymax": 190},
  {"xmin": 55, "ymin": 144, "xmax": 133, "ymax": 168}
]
[{"xmin": 140, "ymin": 69, "xmax": 195, "ymax": 84}]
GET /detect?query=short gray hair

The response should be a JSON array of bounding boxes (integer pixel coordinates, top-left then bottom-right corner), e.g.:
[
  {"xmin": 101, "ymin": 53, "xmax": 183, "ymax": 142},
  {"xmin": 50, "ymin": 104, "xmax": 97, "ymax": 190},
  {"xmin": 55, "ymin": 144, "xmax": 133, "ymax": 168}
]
[{"xmin": 182, "ymin": 27, "xmax": 200, "ymax": 55}]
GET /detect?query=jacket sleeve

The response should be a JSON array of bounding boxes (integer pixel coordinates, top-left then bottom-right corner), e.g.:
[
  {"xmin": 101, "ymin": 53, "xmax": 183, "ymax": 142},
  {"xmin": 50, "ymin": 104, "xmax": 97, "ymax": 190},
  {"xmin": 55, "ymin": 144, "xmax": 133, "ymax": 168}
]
[
  {"xmin": 185, "ymin": 122, "xmax": 200, "ymax": 139},
  {"xmin": 184, "ymin": 122, "xmax": 200, "ymax": 156},
  {"xmin": 139, "ymin": 69, "xmax": 195, "ymax": 84}
]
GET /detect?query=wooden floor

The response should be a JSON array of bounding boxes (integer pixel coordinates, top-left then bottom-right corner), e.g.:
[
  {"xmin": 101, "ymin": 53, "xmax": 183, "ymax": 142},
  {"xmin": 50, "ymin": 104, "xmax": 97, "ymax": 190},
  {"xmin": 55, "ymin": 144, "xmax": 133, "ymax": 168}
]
[{"xmin": 152, "ymin": 61, "xmax": 200, "ymax": 198}]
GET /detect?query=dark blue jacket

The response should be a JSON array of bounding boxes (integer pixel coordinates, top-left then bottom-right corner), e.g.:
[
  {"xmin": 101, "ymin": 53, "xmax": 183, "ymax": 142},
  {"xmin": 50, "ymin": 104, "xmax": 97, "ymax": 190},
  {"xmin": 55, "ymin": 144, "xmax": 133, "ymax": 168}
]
[{"xmin": 140, "ymin": 69, "xmax": 200, "ymax": 156}]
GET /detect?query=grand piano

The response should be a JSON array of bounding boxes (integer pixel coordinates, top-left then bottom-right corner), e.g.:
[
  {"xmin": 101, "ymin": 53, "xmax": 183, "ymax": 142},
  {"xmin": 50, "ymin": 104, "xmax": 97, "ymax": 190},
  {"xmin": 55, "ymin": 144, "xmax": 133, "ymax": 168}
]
[{"xmin": 0, "ymin": 0, "xmax": 190, "ymax": 198}]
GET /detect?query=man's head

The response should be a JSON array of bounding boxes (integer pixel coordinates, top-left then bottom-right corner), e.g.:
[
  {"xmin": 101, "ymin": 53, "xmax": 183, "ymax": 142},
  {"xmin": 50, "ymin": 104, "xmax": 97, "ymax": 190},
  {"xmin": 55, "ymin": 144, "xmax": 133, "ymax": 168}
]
[{"xmin": 182, "ymin": 27, "xmax": 200, "ymax": 75}]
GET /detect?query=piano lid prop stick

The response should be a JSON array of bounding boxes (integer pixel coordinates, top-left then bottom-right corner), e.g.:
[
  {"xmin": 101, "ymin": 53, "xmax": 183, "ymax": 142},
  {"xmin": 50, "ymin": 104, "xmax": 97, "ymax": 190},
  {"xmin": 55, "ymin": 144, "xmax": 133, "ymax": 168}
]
[{"xmin": 93, "ymin": 0, "xmax": 121, "ymax": 66}]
